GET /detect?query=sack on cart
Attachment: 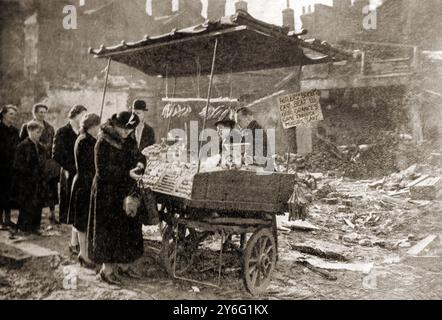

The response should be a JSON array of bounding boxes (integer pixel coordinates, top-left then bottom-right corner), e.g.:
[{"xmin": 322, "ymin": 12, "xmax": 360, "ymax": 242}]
[{"xmin": 287, "ymin": 183, "xmax": 311, "ymax": 221}]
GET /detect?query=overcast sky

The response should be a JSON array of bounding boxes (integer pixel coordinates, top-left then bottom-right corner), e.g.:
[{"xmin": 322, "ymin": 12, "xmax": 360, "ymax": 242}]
[
  {"xmin": 200, "ymin": 0, "xmax": 334, "ymax": 30},
  {"xmin": 165, "ymin": 0, "xmax": 383, "ymax": 31}
]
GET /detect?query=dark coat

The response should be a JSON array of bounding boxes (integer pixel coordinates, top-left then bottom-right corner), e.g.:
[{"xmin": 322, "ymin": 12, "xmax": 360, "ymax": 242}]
[
  {"xmin": 20, "ymin": 120, "xmax": 58, "ymax": 207},
  {"xmin": 20, "ymin": 120, "xmax": 55, "ymax": 153},
  {"xmin": 53, "ymin": 122, "xmax": 78, "ymax": 224},
  {"xmin": 13, "ymin": 138, "xmax": 46, "ymax": 231},
  {"xmin": 68, "ymin": 133, "xmax": 96, "ymax": 232},
  {"xmin": 11, "ymin": 138, "xmax": 46, "ymax": 208},
  {"xmin": 132, "ymin": 124, "xmax": 156, "ymax": 151},
  {"xmin": 242, "ymin": 120, "xmax": 268, "ymax": 165},
  {"xmin": 88, "ymin": 122, "xmax": 145, "ymax": 264},
  {"xmin": 0, "ymin": 122, "xmax": 19, "ymax": 209}
]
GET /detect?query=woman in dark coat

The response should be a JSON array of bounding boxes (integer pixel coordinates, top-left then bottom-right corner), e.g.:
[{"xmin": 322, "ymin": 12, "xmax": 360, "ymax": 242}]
[
  {"xmin": 20, "ymin": 104, "xmax": 59, "ymax": 224},
  {"xmin": 13, "ymin": 121, "xmax": 47, "ymax": 234},
  {"xmin": 68, "ymin": 113, "xmax": 101, "ymax": 268},
  {"xmin": 0, "ymin": 105, "xmax": 19, "ymax": 229},
  {"xmin": 53, "ymin": 105, "xmax": 87, "ymax": 225},
  {"xmin": 88, "ymin": 111, "xmax": 145, "ymax": 285},
  {"xmin": 53, "ymin": 105, "xmax": 87, "ymax": 254}
]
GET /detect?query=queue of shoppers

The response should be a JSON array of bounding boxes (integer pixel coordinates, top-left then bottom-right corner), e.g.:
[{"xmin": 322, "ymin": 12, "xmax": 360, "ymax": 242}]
[{"xmin": 0, "ymin": 100, "xmax": 156, "ymax": 285}]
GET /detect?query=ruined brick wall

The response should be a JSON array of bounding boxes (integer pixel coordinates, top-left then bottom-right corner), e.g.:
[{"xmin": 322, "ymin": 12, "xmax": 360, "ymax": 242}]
[
  {"xmin": 300, "ymin": 0, "xmax": 370, "ymax": 44},
  {"xmin": 0, "ymin": 1, "xmax": 25, "ymax": 108},
  {"xmin": 0, "ymin": 0, "xmax": 205, "ymax": 131},
  {"xmin": 300, "ymin": 0, "xmax": 442, "ymax": 49},
  {"xmin": 318, "ymin": 86, "xmax": 408, "ymax": 144}
]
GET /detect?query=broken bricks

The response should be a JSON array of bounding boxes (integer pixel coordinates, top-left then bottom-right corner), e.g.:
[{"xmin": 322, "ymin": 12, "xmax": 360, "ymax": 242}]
[
  {"xmin": 358, "ymin": 239, "xmax": 374, "ymax": 247},
  {"xmin": 342, "ymin": 199, "xmax": 353, "ymax": 207},
  {"xmin": 342, "ymin": 232, "xmax": 360, "ymax": 244},
  {"xmin": 338, "ymin": 205, "xmax": 351, "ymax": 213},
  {"xmin": 410, "ymin": 176, "xmax": 441, "ymax": 200},
  {"xmin": 325, "ymin": 198, "xmax": 339, "ymax": 205},
  {"xmin": 314, "ymin": 183, "xmax": 337, "ymax": 199}
]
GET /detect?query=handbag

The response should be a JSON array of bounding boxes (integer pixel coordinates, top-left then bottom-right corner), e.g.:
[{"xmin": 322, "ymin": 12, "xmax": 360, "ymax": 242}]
[
  {"xmin": 124, "ymin": 180, "xmax": 160, "ymax": 225},
  {"xmin": 123, "ymin": 194, "xmax": 141, "ymax": 218}
]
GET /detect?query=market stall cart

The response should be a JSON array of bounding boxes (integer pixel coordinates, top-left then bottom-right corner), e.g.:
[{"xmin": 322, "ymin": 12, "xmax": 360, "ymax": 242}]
[{"xmin": 90, "ymin": 10, "xmax": 350, "ymax": 295}]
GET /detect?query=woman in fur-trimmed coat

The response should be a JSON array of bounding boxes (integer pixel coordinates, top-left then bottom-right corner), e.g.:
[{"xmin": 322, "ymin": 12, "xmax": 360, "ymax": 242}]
[{"xmin": 87, "ymin": 111, "xmax": 145, "ymax": 285}]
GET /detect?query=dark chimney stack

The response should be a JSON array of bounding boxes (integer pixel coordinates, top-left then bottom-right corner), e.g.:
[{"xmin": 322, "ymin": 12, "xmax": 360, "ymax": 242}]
[
  {"xmin": 235, "ymin": 0, "xmax": 248, "ymax": 13},
  {"xmin": 178, "ymin": 0, "xmax": 203, "ymax": 17},
  {"xmin": 282, "ymin": 0, "xmax": 295, "ymax": 31},
  {"xmin": 207, "ymin": 0, "xmax": 226, "ymax": 20},
  {"xmin": 333, "ymin": 0, "xmax": 351, "ymax": 12}
]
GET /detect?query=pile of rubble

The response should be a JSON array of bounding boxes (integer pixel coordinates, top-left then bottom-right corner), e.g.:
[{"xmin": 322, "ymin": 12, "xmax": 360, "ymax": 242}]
[
  {"xmin": 305, "ymin": 132, "xmax": 401, "ymax": 178},
  {"xmin": 368, "ymin": 164, "xmax": 442, "ymax": 200},
  {"xmin": 283, "ymin": 131, "xmax": 437, "ymax": 179},
  {"xmin": 275, "ymin": 131, "xmax": 439, "ymax": 182},
  {"xmin": 292, "ymin": 163, "xmax": 441, "ymax": 252}
]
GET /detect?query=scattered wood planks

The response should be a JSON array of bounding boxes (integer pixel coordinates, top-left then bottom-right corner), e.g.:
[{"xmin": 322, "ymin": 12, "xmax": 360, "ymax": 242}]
[
  {"xmin": 290, "ymin": 239, "xmax": 350, "ymax": 262},
  {"xmin": 299, "ymin": 257, "xmax": 373, "ymax": 274},
  {"xmin": 282, "ymin": 220, "xmax": 321, "ymax": 232},
  {"xmin": 407, "ymin": 235, "xmax": 438, "ymax": 256}
]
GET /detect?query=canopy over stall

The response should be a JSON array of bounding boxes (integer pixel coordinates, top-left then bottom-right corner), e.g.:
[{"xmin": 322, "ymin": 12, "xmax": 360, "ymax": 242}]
[
  {"xmin": 89, "ymin": 10, "xmax": 353, "ymax": 171},
  {"xmin": 89, "ymin": 10, "xmax": 352, "ymax": 77}
]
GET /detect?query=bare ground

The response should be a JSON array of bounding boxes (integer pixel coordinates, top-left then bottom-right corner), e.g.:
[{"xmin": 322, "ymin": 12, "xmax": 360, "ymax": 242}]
[{"xmin": 1, "ymin": 178, "xmax": 441, "ymax": 300}]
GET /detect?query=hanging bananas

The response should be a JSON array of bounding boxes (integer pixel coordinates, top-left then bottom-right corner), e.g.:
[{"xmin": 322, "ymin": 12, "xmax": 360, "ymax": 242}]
[
  {"xmin": 211, "ymin": 105, "xmax": 226, "ymax": 119},
  {"xmin": 199, "ymin": 105, "xmax": 236, "ymax": 122},
  {"xmin": 162, "ymin": 103, "xmax": 192, "ymax": 118},
  {"xmin": 198, "ymin": 105, "xmax": 215, "ymax": 118}
]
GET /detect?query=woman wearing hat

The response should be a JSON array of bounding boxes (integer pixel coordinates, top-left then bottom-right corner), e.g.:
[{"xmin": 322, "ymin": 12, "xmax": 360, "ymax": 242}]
[
  {"xmin": 68, "ymin": 113, "xmax": 101, "ymax": 269},
  {"xmin": 87, "ymin": 111, "xmax": 146, "ymax": 285},
  {"xmin": 53, "ymin": 105, "xmax": 87, "ymax": 253}
]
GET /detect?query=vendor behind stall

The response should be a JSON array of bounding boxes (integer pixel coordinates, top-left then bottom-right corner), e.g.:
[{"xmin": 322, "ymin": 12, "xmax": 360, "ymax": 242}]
[
  {"xmin": 236, "ymin": 107, "xmax": 269, "ymax": 167},
  {"xmin": 201, "ymin": 112, "xmax": 242, "ymax": 171}
]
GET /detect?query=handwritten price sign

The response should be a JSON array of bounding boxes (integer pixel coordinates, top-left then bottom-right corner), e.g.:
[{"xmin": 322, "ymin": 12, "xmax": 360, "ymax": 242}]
[{"xmin": 278, "ymin": 90, "xmax": 323, "ymax": 129}]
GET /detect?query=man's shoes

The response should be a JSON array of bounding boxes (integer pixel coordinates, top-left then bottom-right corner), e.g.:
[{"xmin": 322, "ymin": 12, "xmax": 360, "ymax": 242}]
[
  {"xmin": 49, "ymin": 217, "xmax": 60, "ymax": 225},
  {"xmin": 30, "ymin": 229, "xmax": 42, "ymax": 236},
  {"xmin": 5, "ymin": 221, "xmax": 16, "ymax": 229},
  {"xmin": 99, "ymin": 270, "xmax": 122, "ymax": 286},
  {"xmin": 118, "ymin": 267, "xmax": 142, "ymax": 279}
]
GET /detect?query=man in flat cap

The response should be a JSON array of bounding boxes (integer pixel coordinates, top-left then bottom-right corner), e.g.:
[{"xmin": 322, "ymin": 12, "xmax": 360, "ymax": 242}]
[{"xmin": 130, "ymin": 99, "xmax": 156, "ymax": 153}]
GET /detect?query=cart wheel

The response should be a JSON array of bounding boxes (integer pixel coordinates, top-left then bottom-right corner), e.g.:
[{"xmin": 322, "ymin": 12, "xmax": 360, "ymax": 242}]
[
  {"xmin": 161, "ymin": 224, "xmax": 197, "ymax": 276},
  {"xmin": 243, "ymin": 228, "xmax": 277, "ymax": 296}
]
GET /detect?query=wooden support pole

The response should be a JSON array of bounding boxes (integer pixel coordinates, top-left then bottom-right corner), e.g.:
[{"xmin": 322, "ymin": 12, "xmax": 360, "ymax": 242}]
[
  {"xmin": 99, "ymin": 58, "xmax": 112, "ymax": 121},
  {"xmin": 198, "ymin": 38, "xmax": 219, "ymax": 173},
  {"xmin": 166, "ymin": 77, "xmax": 178, "ymax": 136}
]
